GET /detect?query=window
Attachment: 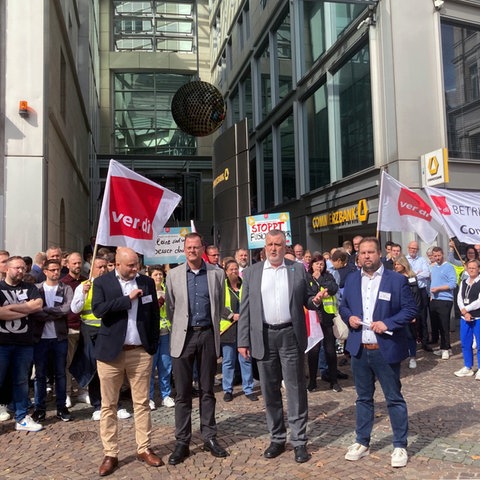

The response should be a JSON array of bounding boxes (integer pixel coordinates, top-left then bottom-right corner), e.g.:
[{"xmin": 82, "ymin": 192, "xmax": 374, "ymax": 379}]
[
  {"xmin": 262, "ymin": 133, "xmax": 274, "ymax": 209},
  {"xmin": 442, "ymin": 21, "xmax": 480, "ymax": 159},
  {"xmin": 279, "ymin": 114, "xmax": 295, "ymax": 202},
  {"xmin": 305, "ymin": 84, "xmax": 330, "ymax": 189},
  {"xmin": 333, "ymin": 44, "xmax": 373, "ymax": 177},
  {"xmin": 275, "ymin": 13, "xmax": 292, "ymax": 102},
  {"xmin": 258, "ymin": 44, "xmax": 272, "ymax": 120},
  {"xmin": 113, "ymin": 1, "xmax": 194, "ymax": 53},
  {"xmin": 113, "ymin": 72, "xmax": 196, "ymax": 155}
]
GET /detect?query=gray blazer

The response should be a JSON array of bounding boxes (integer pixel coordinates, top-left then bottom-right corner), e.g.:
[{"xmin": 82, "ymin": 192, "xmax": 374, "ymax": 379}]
[
  {"xmin": 237, "ymin": 259, "xmax": 319, "ymax": 360},
  {"xmin": 165, "ymin": 261, "xmax": 225, "ymax": 358}
]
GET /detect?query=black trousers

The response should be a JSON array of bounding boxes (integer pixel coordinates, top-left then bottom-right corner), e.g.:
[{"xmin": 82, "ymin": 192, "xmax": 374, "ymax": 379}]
[{"xmin": 172, "ymin": 329, "xmax": 217, "ymax": 445}]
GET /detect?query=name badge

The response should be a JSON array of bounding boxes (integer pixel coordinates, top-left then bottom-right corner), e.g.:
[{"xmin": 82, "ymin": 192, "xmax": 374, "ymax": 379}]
[
  {"xmin": 141, "ymin": 295, "xmax": 153, "ymax": 304},
  {"xmin": 54, "ymin": 296, "xmax": 63, "ymax": 303},
  {"xmin": 378, "ymin": 291, "xmax": 391, "ymax": 302},
  {"xmin": 17, "ymin": 292, "xmax": 28, "ymax": 301},
  {"xmin": 464, "ymin": 298, "xmax": 470, "ymax": 305}
]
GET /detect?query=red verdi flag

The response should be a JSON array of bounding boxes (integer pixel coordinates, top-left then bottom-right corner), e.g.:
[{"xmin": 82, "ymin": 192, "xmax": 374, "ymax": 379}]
[
  {"xmin": 96, "ymin": 160, "xmax": 181, "ymax": 255},
  {"xmin": 378, "ymin": 171, "xmax": 443, "ymax": 244}
]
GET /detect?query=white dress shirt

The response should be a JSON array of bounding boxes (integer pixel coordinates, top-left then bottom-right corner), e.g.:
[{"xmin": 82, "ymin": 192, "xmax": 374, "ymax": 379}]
[
  {"xmin": 261, "ymin": 259, "xmax": 291, "ymax": 325},
  {"xmin": 116, "ymin": 272, "xmax": 142, "ymax": 346},
  {"xmin": 361, "ymin": 264, "xmax": 384, "ymax": 344}
]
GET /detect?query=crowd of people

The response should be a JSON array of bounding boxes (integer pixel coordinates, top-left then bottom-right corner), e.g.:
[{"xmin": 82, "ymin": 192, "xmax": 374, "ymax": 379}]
[{"xmin": 0, "ymin": 232, "xmax": 479, "ymax": 475}]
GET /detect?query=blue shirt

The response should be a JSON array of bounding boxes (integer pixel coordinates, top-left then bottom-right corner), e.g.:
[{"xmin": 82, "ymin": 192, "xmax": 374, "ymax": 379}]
[
  {"xmin": 430, "ymin": 262, "xmax": 457, "ymax": 301},
  {"xmin": 186, "ymin": 262, "xmax": 212, "ymax": 327}
]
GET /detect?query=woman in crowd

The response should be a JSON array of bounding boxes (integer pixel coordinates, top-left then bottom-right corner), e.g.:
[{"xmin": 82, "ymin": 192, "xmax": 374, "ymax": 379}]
[
  {"xmin": 220, "ymin": 259, "xmax": 257, "ymax": 402},
  {"xmin": 393, "ymin": 255, "xmax": 421, "ymax": 369},
  {"xmin": 147, "ymin": 265, "xmax": 175, "ymax": 409},
  {"xmin": 307, "ymin": 254, "xmax": 341, "ymax": 392},
  {"xmin": 455, "ymin": 260, "xmax": 480, "ymax": 378}
]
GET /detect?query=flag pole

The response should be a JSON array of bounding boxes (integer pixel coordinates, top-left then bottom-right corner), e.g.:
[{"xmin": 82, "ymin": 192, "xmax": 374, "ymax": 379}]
[{"xmin": 376, "ymin": 168, "xmax": 386, "ymax": 240}]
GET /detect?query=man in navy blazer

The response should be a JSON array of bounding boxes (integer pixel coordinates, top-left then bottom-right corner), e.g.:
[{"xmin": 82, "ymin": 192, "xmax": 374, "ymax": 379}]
[
  {"xmin": 339, "ymin": 237, "xmax": 417, "ymax": 469},
  {"xmin": 92, "ymin": 247, "xmax": 161, "ymax": 476}
]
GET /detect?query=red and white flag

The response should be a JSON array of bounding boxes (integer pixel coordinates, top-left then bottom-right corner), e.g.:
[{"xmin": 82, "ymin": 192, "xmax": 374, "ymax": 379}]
[
  {"xmin": 96, "ymin": 160, "xmax": 181, "ymax": 255},
  {"xmin": 378, "ymin": 171, "xmax": 443, "ymax": 244}
]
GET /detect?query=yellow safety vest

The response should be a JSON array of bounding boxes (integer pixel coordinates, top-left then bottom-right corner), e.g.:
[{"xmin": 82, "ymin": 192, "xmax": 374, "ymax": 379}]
[
  {"xmin": 220, "ymin": 280, "xmax": 242, "ymax": 333},
  {"xmin": 80, "ymin": 281, "xmax": 101, "ymax": 327},
  {"xmin": 158, "ymin": 284, "xmax": 171, "ymax": 332},
  {"xmin": 311, "ymin": 284, "xmax": 337, "ymax": 314}
]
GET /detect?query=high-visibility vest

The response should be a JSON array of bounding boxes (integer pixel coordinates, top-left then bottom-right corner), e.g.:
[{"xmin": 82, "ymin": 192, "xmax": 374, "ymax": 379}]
[
  {"xmin": 80, "ymin": 281, "xmax": 101, "ymax": 327},
  {"xmin": 220, "ymin": 280, "xmax": 242, "ymax": 333},
  {"xmin": 158, "ymin": 283, "xmax": 171, "ymax": 331},
  {"xmin": 310, "ymin": 283, "xmax": 338, "ymax": 314}
]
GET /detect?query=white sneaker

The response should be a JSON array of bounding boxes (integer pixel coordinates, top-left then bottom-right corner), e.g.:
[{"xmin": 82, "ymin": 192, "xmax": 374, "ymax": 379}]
[
  {"xmin": 65, "ymin": 395, "xmax": 72, "ymax": 408},
  {"xmin": 77, "ymin": 393, "xmax": 91, "ymax": 405},
  {"xmin": 454, "ymin": 366, "xmax": 474, "ymax": 377},
  {"xmin": 442, "ymin": 350, "xmax": 450, "ymax": 360},
  {"xmin": 408, "ymin": 358, "xmax": 417, "ymax": 369},
  {"xmin": 345, "ymin": 442, "xmax": 369, "ymax": 461},
  {"xmin": 0, "ymin": 404, "xmax": 11, "ymax": 422},
  {"xmin": 162, "ymin": 396, "xmax": 175, "ymax": 408},
  {"xmin": 433, "ymin": 348, "xmax": 443, "ymax": 356},
  {"xmin": 117, "ymin": 408, "xmax": 131, "ymax": 419},
  {"xmin": 475, "ymin": 370, "xmax": 480, "ymax": 381},
  {"xmin": 15, "ymin": 415, "xmax": 43, "ymax": 432},
  {"xmin": 391, "ymin": 447, "xmax": 408, "ymax": 467},
  {"xmin": 149, "ymin": 399, "xmax": 156, "ymax": 410},
  {"xmin": 91, "ymin": 410, "xmax": 101, "ymax": 421}
]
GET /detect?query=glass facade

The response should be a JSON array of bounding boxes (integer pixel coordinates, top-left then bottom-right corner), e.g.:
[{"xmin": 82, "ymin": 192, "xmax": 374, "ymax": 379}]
[
  {"xmin": 262, "ymin": 133, "xmax": 274, "ymax": 209},
  {"xmin": 442, "ymin": 21, "xmax": 480, "ymax": 160},
  {"xmin": 334, "ymin": 44, "xmax": 373, "ymax": 177},
  {"xmin": 258, "ymin": 43, "xmax": 272, "ymax": 121},
  {"xmin": 276, "ymin": 13, "xmax": 292, "ymax": 102},
  {"xmin": 279, "ymin": 113, "xmax": 295, "ymax": 202},
  {"xmin": 305, "ymin": 84, "xmax": 330, "ymax": 190},
  {"xmin": 113, "ymin": 72, "xmax": 196, "ymax": 155},
  {"xmin": 113, "ymin": 1, "xmax": 194, "ymax": 52}
]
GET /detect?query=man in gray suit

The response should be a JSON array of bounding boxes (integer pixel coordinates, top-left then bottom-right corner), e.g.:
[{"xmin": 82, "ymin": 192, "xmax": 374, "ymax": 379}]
[
  {"xmin": 238, "ymin": 230, "xmax": 324, "ymax": 463},
  {"xmin": 165, "ymin": 232, "xmax": 228, "ymax": 465}
]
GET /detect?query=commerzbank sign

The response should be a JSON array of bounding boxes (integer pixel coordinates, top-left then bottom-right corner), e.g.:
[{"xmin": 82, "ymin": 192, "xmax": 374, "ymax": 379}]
[{"xmin": 311, "ymin": 199, "xmax": 369, "ymax": 230}]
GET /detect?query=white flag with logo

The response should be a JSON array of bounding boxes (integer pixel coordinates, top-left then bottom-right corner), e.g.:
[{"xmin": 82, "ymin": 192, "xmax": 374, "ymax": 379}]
[
  {"xmin": 378, "ymin": 171, "xmax": 443, "ymax": 244},
  {"xmin": 425, "ymin": 186, "xmax": 480, "ymax": 243},
  {"xmin": 96, "ymin": 160, "xmax": 182, "ymax": 255}
]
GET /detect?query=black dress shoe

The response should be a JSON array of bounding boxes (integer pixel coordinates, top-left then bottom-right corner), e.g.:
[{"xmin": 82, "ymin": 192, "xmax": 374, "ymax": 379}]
[
  {"xmin": 264, "ymin": 442, "xmax": 286, "ymax": 459},
  {"xmin": 223, "ymin": 392, "xmax": 233, "ymax": 402},
  {"xmin": 294, "ymin": 445, "xmax": 311, "ymax": 463},
  {"xmin": 168, "ymin": 444, "xmax": 190, "ymax": 465},
  {"xmin": 204, "ymin": 438, "xmax": 229, "ymax": 457},
  {"xmin": 336, "ymin": 370, "xmax": 349, "ymax": 380},
  {"xmin": 245, "ymin": 393, "xmax": 258, "ymax": 401}
]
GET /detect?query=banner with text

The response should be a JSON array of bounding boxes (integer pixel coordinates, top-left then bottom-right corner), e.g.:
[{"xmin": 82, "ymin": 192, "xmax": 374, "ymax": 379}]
[
  {"xmin": 245, "ymin": 212, "xmax": 291, "ymax": 250},
  {"xmin": 425, "ymin": 186, "xmax": 480, "ymax": 243},
  {"xmin": 144, "ymin": 226, "xmax": 191, "ymax": 265}
]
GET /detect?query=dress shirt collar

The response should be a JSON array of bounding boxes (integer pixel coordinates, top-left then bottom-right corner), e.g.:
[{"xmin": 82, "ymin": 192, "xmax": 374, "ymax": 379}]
[
  {"xmin": 361, "ymin": 263, "xmax": 384, "ymax": 279},
  {"xmin": 263, "ymin": 259, "xmax": 286, "ymax": 270}
]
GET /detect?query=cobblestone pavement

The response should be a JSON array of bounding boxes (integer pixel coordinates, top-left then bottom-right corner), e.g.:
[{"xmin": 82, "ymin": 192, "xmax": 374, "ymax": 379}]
[{"xmin": 2, "ymin": 330, "xmax": 480, "ymax": 479}]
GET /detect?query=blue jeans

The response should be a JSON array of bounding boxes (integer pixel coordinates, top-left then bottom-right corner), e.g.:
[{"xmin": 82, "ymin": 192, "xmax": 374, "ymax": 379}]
[
  {"xmin": 221, "ymin": 342, "xmax": 254, "ymax": 395},
  {"xmin": 351, "ymin": 347, "xmax": 408, "ymax": 448},
  {"xmin": 460, "ymin": 318, "xmax": 480, "ymax": 369},
  {"xmin": 150, "ymin": 334, "xmax": 172, "ymax": 400},
  {"xmin": 0, "ymin": 344, "xmax": 33, "ymax": 422},
  {"xmin": 34, "ymin": 338, "xmax": 68, "ymax": 410}
]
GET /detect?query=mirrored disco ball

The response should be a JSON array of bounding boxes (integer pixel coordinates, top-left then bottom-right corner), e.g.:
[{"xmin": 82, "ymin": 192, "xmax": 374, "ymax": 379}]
[{"xmin": 171, "ymin": 81, "xmax": 226, "ymax": 137}]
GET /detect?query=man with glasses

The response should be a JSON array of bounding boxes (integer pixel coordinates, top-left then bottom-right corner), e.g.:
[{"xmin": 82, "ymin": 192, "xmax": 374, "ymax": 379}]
[
  {"xmin": 31, "ymin": 259, "xmax": 74, "ymax": 423},
  {"xmin": 206, "ymin": 245, "xmax": 221, "ymax": 268},
  {"xmin": 0, "ymin": 256, "xmax": 43, "ymax": 431},
  {"xmin": 406, "ymin": 241, "xmax": 431, "ymax": 351}
]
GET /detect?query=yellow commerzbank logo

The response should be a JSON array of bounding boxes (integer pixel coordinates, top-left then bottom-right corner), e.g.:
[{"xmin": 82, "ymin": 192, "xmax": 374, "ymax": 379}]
[
  {"xmin": 311, "ymin": 199, "xmax": 369, "ymax": 229},
  {"xmin": 213, "ymin": 168, "xmax": 230, "ymax": 188},
  {"xmin": 428, "ymin": 155, "xmax": 439, "ymax": 175}
]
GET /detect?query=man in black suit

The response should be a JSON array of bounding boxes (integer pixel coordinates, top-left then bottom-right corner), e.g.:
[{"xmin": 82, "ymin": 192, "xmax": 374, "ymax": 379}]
[{"xmin": 92, "ymin": 247, "xmax": 161, "ymax": 477}]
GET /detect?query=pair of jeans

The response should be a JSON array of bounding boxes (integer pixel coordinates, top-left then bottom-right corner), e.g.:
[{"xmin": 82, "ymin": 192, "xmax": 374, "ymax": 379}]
[
  {"xmin": 221, "ymin": 342, "xmax": 254, "ymax": 395},
  {"xmin": 149, "ymin": 334, "xmax": 172, "ymax": 401},
  {"xmin": 34, "ymin": 338, "xmax": 68, "ymax": 411},
  {"xmin": 460, "ymin": 318, "xmax": 480, "ymax": 369},
  {"xmin": 0, "ymin": 344, "xmax": 33, "ymax": 422},
  {"xmin": 351, "ymin": 347, "xmax": 408, "ymax": 448}
]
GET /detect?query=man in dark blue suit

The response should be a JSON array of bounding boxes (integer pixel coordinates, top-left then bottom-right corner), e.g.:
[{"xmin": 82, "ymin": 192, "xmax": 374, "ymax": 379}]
[
  {"xmin": 92, "ymin": 247, "xmax": 161, "ymax": 476},
  {"xmin": 339, "ymin": 237, "xmax": 417, "ymax": 469}
]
